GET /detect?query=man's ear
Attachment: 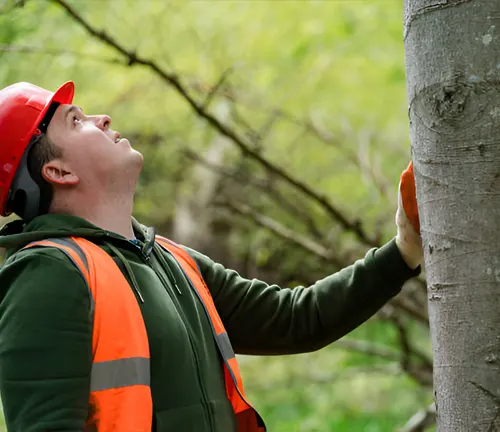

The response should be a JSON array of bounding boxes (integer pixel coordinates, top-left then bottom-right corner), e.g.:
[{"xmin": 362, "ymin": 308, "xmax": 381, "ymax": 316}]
[{"xmin": 41, "ymin": 159, "xmax": 80, "ymax": 185}]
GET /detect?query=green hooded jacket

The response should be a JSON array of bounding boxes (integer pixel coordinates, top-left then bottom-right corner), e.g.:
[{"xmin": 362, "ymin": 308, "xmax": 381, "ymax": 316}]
[{"xmin": 0, "ymin": 214, "xmax": 419, "ymax": 432}]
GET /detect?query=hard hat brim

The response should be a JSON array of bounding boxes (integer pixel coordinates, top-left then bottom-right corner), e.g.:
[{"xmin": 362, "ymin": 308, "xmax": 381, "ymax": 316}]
[
  {"xmin": 52, "ymin": 81, "xmax": 74, "ymax": 105},
  {"xmin": 32, "ymin": 81, "xmax": 75, "ymax": 135}
]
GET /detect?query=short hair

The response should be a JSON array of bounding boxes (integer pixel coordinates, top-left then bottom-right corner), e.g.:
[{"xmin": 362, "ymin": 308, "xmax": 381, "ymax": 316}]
[
  {"xmin": 27, "ymin": 133, "xmax": 63, "ymax": 178},
  {"xmin": 9, "ymin": 134, "xmax": 62, "ymax": 217}
]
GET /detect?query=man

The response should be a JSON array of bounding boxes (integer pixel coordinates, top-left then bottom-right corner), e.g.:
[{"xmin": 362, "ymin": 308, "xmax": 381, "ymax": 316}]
[{"xmin": 0, "ymin": 81, "xmax": 423, "ymax": 431}]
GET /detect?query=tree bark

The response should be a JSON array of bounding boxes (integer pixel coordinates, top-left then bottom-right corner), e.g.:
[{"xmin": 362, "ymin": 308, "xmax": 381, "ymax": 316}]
[{"xmin": 404, "ymin": 1, "xmax": 500, "ymax": 430}]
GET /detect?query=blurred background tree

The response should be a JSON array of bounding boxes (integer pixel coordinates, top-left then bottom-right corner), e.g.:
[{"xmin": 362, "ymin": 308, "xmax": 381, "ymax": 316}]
[{"xmin": 0, "ymin": 0, "xmax": 434, "ymax": 430}]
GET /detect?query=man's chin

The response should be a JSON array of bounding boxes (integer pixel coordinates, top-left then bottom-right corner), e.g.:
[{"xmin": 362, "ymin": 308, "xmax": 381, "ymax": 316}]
[
  {"xmin": 125, "ymin": 151, "xmax": 144, "ymax": 189},
  {"xmin": 132, "ymin": 149, "xmax": 144, "ymax": 165}
]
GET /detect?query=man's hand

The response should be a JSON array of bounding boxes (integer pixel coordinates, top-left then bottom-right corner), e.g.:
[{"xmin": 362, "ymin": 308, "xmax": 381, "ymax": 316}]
[{"xmin": 395, "ymin": 161, "xmax": 423, "ymax": 270}]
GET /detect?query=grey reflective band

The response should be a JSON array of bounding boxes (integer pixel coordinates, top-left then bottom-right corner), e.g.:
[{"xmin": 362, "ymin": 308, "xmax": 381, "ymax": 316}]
[
  {"xmin": 216, "ymin": 332, "xmax": 236, "ymax": 361},
  {"xmin": 90, "ymin": 357, "xmax": 151, "ymax": 392},
  {"xmin": 45, "ymin": 237, "xmax": 89, "ymax": 273}
]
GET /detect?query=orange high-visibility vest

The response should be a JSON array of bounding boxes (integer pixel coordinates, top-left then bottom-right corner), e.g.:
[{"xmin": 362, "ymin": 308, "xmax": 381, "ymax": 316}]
[{"xmin": 23, "ymin": 235, "xmax": 265, "ymax": 432}]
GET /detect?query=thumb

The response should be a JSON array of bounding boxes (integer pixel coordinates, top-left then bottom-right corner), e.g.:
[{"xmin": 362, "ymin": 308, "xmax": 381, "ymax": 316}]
[{"xmin": 399, "ymin": 161, "xmax": 420, "ymax": 234}]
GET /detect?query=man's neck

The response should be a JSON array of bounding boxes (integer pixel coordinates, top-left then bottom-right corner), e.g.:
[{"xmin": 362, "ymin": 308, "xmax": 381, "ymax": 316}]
[
  {"xmin": 51, "ymin": 191, "xmax": 136, "ymax": 239},
  {"xmin": 84, "ymin": 211, "xmax": 135, "ymax": 239}
]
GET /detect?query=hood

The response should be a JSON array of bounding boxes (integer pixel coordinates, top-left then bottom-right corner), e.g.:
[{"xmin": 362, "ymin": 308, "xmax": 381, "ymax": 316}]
[{"xmin": 0, "ymin": 213, "xmax": 155, "ymax": 260}]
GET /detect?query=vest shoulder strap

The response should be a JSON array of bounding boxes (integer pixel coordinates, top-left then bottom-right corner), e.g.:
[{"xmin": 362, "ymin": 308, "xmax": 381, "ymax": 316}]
[
  {"xmin": 155, "ymin": 235, "xmax": 203, "ymax": 277},
  {"xmin": 155, "ymin": 235, "xmax": 226, "ymax": 331},
  {"xmin": 20, "ymin": 237, "xmax": 94, "ymax": 315}
]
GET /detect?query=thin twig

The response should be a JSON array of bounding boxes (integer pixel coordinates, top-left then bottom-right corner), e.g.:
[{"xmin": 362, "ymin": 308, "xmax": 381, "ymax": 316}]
[
  {"xmin": 335, "ymin": 339, "xmax": 401, "ymax": 362},
  {"xmin": 391, "ymin": 315, "xmax": 433, "ymax": 387},
  {"xmin": 222, "ymin": 91, "xmax": 395, "ymax": 205},
  {"xmin": 183, "ymin": 149, "xmax": 325, "ymax": 240},
  {"xmin": 398, "ymin": 403, "xmax": 436, "ymax": 432},
  {"xmin": 202, "ymin": 66, "xmax": 235, "ymax": 110},
  {"xmin": 221, "ymin": 200, "xmax": 344, "ymax": 268},
  {"xmin": 391, "ymin": 294, "xmax": 429, "ymax": 326},
  {"xmin": 0, "ymin": 43, "xmax": 123, "ymax": 64}
]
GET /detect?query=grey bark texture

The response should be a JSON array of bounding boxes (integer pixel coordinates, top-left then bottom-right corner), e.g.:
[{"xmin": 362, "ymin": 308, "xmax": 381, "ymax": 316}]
[{"xmin": 404, "ymin": 1, "xmax": 500, "ymax": 430}]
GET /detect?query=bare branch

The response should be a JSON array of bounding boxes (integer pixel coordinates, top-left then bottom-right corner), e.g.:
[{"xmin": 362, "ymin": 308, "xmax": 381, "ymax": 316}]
[
  {"xmin": 219, "ymin": 90, "xmax": 395, "ymax": 206},
  {"xmin": 183, "ymin": 149, "xmax": 325, "ymax": 240},
  {"xmin": 306, "ymin": 364, "xmax": 402, "ymax": 385},
  {"xmin": 245, "ymin": 363, "xmax": 402, "ymax": 392},
  {"xmin": 335, "ymin": 339, "xmax": 401, "ymax": 362},
  {"xmin": 391, "ymin": 315, "xmax": 433, "ymax": 387},
  {"xmin": 52, "ymin": 0, "xmax": 378, "ymax": 248},
  {"xmin": 390, "ymin": 294, "xmax": 429, "ymax": 326},
  {"xmin": 0, "ymin": 43, "xmax": 123, "ymax": 64},
  {"xmin": 398, "ymin": 403, "xmax": 436, "ymax": 432},
  {"xmin": 221, "ymin": 200, "xmax": 344, "ymax": 268},
  {"xmin": 375, "ymin": 306, "xmax": 433, "ymax": 386},
  {"xmin": 307, "ymin": 115, "xmax": 395, "ymax": 205}
]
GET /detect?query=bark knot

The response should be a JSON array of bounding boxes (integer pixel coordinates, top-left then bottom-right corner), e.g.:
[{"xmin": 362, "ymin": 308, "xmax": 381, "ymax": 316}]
[
  {"xmin": 485, "ymin": 354, "xmax": 499, "ymax": 364},
  {"xmin": 435, "ymin": 81, "xmax": 469, "ymax": 119}
]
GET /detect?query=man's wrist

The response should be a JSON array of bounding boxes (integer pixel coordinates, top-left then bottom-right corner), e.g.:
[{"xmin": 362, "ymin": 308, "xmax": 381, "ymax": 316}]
[{"xmin": 395, "ymin": 235, "xmax": 422, "ymax": 270}]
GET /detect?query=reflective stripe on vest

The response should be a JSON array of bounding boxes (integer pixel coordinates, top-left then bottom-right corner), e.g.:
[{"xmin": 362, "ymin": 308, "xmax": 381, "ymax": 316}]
[
  {"xmin": 156, "ymin": 236, "xmax": 266, "ymax": 432},
  {"xmin": 23, "ymin": 237, "xmax": 152, "ymax": 432},
  {"xmin": 90, "ymin": 357, "xmax": 150, "ymax": 392}
]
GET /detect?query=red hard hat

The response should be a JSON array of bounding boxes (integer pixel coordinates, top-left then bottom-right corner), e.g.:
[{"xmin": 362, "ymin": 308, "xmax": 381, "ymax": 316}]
[{"xmin": 0, "ymin": 81, "xmax": 74, "ymax": 217}]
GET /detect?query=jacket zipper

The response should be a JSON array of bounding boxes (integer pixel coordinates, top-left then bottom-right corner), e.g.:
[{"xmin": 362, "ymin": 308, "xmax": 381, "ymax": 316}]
[
  {"xmin": 141, "ymin": 252, "xmax": 215, "ymax": 431},
  {"xmin": 165, "ymin": 250, "xmax": 267, "ymax": 431}
]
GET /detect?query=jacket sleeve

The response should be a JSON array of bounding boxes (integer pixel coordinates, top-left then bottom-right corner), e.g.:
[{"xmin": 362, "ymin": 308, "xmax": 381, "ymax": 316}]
[
  {"xmin": 186, "ymin": 238, "xmax": 420, "ymax": 356},
  {"xmin": 0, "ymin": 249, "xmax": 92, "ymax": 432}
]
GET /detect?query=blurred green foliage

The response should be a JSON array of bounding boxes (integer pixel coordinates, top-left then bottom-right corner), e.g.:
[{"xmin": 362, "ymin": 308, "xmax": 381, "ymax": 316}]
[{"xmin": 0, "ymin": 0, "xmax": 434, "ymax": 431}]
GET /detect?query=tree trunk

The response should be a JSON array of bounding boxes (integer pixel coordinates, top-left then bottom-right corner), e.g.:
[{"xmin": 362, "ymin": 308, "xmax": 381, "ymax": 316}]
[
  {"xmin": 404, "ymin": 1, "xmax": 500, "ymax": 430},
  {"xmin": 173, "ymin": 100, "xmax": 232, "ymax": 252}
]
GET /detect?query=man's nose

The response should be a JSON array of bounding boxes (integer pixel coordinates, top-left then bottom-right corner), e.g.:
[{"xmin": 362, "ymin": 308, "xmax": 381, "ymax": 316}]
[{"xmin": 94, "ymin": 115, "xmax": 112, "ymax": 131}]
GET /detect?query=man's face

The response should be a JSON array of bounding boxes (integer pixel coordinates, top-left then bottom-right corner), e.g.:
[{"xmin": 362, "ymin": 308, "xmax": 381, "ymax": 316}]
[{"xmin": 44, "ymin": 103, "xmax": 143, "ymax": 190}]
